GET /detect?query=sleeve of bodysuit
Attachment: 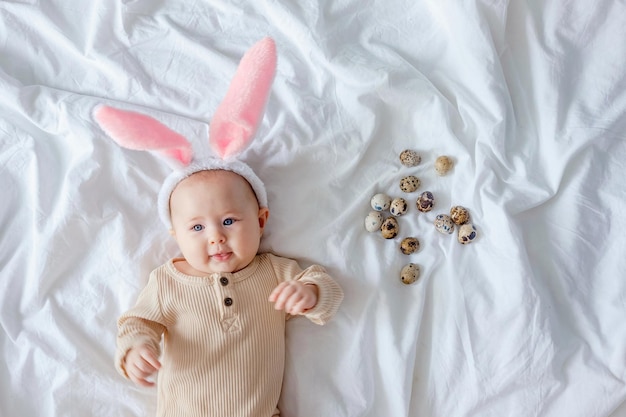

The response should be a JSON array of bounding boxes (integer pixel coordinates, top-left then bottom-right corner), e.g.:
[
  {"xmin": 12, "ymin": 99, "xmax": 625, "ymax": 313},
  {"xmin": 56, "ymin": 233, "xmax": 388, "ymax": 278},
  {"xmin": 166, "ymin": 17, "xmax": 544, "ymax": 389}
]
[
  {"xmin": 115, "ymin": 271, "xmax": 167, "ymax": 378},
  {"xmin": 268, "ymin": 253, "xmax": 344, "ymax": 325}
]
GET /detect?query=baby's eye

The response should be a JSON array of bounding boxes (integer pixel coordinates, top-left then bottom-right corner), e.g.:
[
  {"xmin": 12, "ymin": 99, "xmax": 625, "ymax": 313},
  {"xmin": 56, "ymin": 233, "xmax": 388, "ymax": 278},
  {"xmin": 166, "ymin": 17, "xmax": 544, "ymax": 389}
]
[
  {"xmin": 223, "ymin": 218, "xmax": 234, "ymax": 226},
  {"xmin": 192, "ymin": 224, "xmax": 204, "ymax": 232}
]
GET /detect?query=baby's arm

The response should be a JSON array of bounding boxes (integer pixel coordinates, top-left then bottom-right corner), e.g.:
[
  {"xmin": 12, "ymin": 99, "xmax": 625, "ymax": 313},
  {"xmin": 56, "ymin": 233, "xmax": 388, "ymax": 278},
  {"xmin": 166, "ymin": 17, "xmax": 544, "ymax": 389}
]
[
  {"xmin": 115, "ymin": 271, "xmax": 167, "ymax": 384},
  {"xmin": 123, "ymin": 344, "xmax": 161, "ymax": 387},
  {"xmin": 269, "ymin": 281, "xmax": 319, "ymax": 315},
  {"xmin": 267, "ymin": 254, "xmax": 343, "ymax": 324}
]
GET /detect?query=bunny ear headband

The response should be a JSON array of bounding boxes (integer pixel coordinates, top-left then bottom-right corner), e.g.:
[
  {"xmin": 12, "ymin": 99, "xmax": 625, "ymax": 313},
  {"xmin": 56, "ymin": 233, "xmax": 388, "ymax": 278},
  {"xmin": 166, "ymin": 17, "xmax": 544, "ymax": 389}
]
[{"xmin": 93, "ymin": 37, "xmax": 277, "ymax": 229}]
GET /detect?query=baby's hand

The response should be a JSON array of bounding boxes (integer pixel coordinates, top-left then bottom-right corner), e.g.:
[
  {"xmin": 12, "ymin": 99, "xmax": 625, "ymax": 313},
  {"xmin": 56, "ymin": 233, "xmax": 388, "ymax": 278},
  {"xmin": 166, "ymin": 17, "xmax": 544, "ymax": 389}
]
[
  {"xmin": 124, "ymin": 344, "xmax": 161, "ymax": 387},
  {"xmin": 269, "ymin": 281, "xmax": 318, "ymax": 315}
]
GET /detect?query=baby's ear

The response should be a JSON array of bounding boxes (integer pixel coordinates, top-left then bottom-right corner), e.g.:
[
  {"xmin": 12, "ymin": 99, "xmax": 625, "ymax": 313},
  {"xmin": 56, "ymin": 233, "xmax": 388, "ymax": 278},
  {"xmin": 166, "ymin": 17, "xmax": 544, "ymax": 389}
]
[{"xmin": 258, "ymin": 207, "xmax": 270, "ymax": 230}]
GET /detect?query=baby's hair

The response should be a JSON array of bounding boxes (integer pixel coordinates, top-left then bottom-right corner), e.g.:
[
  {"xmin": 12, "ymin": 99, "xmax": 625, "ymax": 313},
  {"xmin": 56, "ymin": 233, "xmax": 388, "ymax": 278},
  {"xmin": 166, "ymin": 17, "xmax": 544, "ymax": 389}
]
[{"xmin": 174, "ymin": 169, "xmax": 262, "ymax": 206}]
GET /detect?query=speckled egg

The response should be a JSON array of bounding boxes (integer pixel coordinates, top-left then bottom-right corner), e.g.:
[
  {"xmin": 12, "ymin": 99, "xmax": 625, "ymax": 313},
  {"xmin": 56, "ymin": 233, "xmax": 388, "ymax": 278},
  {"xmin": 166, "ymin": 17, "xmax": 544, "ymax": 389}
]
[
  {"xmin": 449, "ymin": 206, "xmax": 470, "ymax": 225},
  {"xmin": 399, "ymin": 149, "xmax": 421, "ymax": 167},
  {"xmin": 434, "ymin": 155, "xmax": 453, "ymax": 176},
  {"xmin": 400, "ymin": 263, "xmax": 420, "ymax": 285},
  {"xmin": 371, "ymin": 193, "xmax": 392, "ymax": 211},
  {"xmin": 400, "ymin": 237, "xmax": 420, "ymax": 255},
  {"xmin": 416, "ymin": 191, "xmax": 435, "ymax": 213},
  {"xmin": 434, "ymin": 214, "xmax": 455, "ymax": 234},
  {"xmin": 458, "ymin": 223, "xmax": 478, "ymax": 244},
  {"xmin": 390, "ymin": 198, "xmax": 408, "ymax": 216},
  {"xmin": 399, "ymin": 176, "xmax": 420, "ymax": 193},
  {"xmin": 364, "ymin": 211, "xmax": 384, "ymax": 232},
  {"xmin": 380, "ymin": 217, "xmax": 399, "ymax": 239}
]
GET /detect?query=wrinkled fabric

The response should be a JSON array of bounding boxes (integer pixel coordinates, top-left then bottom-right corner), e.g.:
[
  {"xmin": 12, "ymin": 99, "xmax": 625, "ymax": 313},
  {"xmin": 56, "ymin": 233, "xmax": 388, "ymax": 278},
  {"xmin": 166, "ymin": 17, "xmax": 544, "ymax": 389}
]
[{"xmin": 1, "ymin": 1, "xmax": 625, "ymax": 416}]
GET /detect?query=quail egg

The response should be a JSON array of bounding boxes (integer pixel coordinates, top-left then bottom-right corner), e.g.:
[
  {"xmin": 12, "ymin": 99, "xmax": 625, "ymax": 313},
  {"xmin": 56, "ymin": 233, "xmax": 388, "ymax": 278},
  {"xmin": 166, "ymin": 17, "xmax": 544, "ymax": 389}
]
[
  {"xmin": 399, "ymin": 176, "xmax": 420, "ymax": 193},
  {"xmin": 371, "ymin": 193, "xmax": 392, "ymax": 211},
  {"xmin": 449, "ymin": 206, "xmax": 470, "ymax": 225},
  {"xmin": 399, "ymin": 149, "xmax": 421, "ymax": 167},
  {"xmin": 364, "ymin": 211, "xmax": 384, "ymax": 232},
  {"xmin": 400, "ymin": 237, "xmax": 420, "ymax": 255},
  {"xmin": 416, "ymin": 191, "xmax": 435, "ymax": 213},
  {"xmin": 434, "ymin": 155, "xmax": 453, "ymax": 176},
  {"xmin": 390, "ymin": 198, "xmax": 408, "ymax": 216},
  {"xmin": 381, "ymin": 217, "xmax": 399, "ymax": 239},
  {"xmin": 400, "ymin": 263, "xmax": 420, "ymax": 285},
  {"xmin": 458, "ymin": 223, "xmax": 478, "ymax": 244},
  {"xmin": 434, "ymin": 214, "xmax": 455, "ymax": 234}
]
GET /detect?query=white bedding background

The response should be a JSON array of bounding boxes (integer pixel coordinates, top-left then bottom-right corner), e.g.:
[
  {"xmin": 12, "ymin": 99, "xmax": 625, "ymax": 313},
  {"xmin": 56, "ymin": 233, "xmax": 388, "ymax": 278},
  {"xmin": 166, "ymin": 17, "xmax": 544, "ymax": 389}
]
[{"xmin": 1, "ymin": 1, "xmax": 626, "ymax": 416}]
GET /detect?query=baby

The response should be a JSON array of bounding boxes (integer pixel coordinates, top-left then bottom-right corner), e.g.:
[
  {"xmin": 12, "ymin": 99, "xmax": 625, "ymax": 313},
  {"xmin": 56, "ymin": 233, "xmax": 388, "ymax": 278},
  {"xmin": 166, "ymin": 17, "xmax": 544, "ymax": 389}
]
[
  {"xmin": 115, "ymin": 168, "xmax": 343, "ymax": 416},
  {"xmin": 97, "ymin": 38, "xmax": 344, "ymax": 417}
]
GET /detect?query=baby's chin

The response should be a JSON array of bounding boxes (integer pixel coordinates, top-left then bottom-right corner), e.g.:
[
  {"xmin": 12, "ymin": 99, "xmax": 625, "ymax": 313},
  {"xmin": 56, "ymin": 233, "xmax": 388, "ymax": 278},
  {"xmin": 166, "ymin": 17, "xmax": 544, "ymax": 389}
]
[
  {"xmin": 176, "ymin": 248, "xmax": 260, "ymax": 275},
  {"xmin": 189, "ymin": 258, "xmax": 255, "ymax": 275}
]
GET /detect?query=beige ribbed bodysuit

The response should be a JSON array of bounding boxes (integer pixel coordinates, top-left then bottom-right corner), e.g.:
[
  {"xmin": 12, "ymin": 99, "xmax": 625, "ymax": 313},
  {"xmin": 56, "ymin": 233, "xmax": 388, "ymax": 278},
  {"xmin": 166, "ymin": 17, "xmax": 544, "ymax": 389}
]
[{"xmin": 115, "ymin": 252, "xmax": 343, "ymax": 417}]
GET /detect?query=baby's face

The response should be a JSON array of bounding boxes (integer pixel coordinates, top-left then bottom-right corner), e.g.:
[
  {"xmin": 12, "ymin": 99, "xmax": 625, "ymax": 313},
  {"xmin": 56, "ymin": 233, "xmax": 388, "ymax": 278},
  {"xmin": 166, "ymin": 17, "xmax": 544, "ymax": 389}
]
[{"xmin": 169, "ymin": 170, "xmax": 269, "ymax": 275}]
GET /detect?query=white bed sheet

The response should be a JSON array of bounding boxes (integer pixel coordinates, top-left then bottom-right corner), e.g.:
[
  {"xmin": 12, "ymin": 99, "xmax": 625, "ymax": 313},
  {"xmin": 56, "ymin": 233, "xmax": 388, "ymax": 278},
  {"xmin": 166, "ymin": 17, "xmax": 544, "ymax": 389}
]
[{"xmin": 1, "ymin": 1, "xmax": 626, "ymax": 416}]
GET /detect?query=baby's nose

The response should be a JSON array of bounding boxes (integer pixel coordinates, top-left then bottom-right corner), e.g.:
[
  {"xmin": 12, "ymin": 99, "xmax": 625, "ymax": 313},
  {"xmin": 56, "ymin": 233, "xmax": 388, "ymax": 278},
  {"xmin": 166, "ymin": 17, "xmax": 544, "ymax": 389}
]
[{"xmin": 209, "ymin": 231, "xmax": 226, "ymax": 245}]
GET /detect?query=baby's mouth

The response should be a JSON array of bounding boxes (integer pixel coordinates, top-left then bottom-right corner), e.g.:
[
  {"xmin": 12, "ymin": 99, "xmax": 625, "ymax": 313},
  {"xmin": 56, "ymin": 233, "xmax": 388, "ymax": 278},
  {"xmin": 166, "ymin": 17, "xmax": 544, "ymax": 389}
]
[{"xmin": 211, "ymin": 252, "xmax": 232, "ymax": 262}]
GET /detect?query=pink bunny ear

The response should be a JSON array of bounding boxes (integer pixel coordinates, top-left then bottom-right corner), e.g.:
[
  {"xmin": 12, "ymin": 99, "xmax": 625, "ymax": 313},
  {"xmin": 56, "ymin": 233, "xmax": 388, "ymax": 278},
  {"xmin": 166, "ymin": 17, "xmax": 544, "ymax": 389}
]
[
  {"xmin": 93, "ymin": 105, "xmax": 193, "ymax": 166},
  {"xmin": 210, "ymin": 37, "xmax": 277, "ymax": 159}
]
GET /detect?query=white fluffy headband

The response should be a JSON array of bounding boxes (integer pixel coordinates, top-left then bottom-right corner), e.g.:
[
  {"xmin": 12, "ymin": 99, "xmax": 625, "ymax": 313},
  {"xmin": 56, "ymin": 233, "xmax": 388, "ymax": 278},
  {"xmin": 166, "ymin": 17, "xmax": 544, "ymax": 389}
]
[{"xmin": 92, "ymin": 37, "xmax": 277, "ymax": 229}]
